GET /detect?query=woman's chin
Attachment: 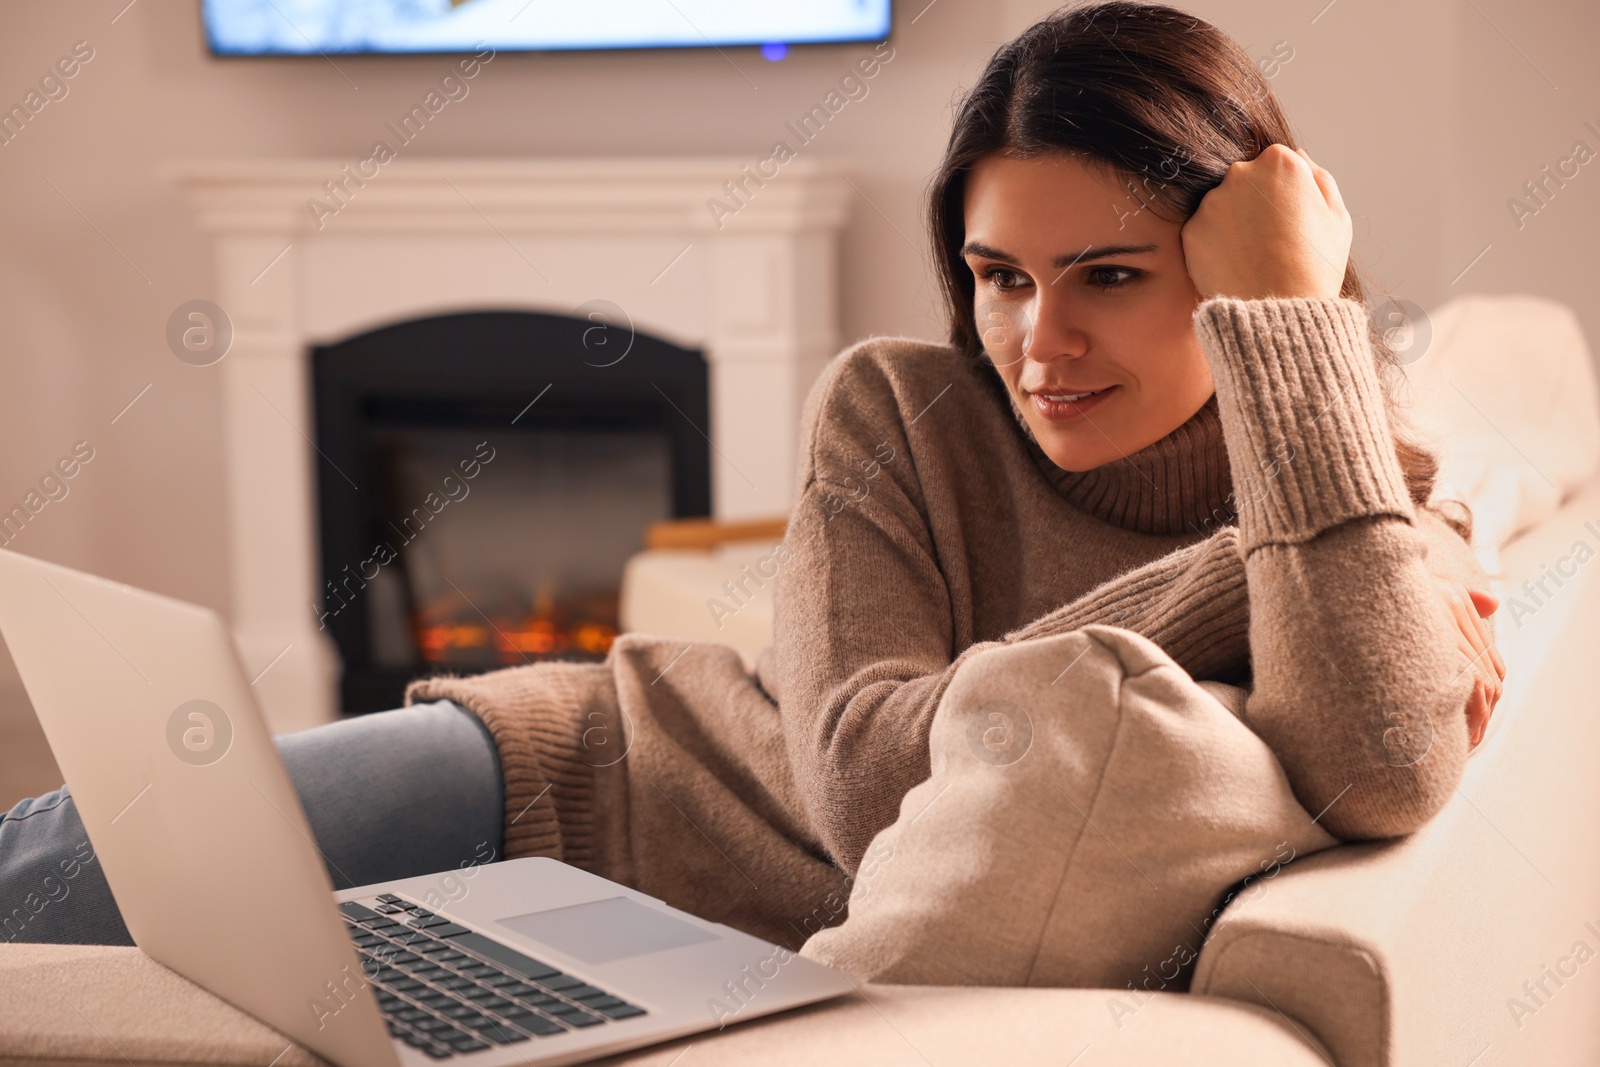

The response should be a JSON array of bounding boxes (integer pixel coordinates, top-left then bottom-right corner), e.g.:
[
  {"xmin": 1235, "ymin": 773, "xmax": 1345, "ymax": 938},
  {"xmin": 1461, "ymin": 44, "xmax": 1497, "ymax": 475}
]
[{"xmin": 1036, "ymin": 430, "xmax": 1118, "ymax": 472}]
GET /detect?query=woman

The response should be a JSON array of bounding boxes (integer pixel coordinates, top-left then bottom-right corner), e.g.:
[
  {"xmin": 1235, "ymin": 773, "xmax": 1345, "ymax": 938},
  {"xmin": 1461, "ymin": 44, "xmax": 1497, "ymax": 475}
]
[{"xmin": 0, "ymin": 0, "xmax": 1503, "ymax": 951}]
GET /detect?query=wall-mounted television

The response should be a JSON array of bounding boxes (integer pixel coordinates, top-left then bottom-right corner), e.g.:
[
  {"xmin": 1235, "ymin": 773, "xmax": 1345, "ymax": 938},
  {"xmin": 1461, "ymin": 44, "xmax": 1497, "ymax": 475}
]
[{"xmin": 202, "ymin": 0, "xmax": 892, "ymax": 56}]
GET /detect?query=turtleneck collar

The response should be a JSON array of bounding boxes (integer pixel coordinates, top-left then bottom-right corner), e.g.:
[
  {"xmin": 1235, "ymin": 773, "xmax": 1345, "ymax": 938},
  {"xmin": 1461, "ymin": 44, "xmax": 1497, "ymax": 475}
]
[{"xmin": 996, "ymin": 378, "xmax": 1236, "ymax": 537}]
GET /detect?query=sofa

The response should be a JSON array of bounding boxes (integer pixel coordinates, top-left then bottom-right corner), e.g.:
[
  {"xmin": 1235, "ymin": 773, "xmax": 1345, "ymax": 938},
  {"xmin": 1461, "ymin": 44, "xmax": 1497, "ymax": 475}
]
[{"xmin": 4, "ymin": 293, "xmax": 1598, "ymax": 1066}]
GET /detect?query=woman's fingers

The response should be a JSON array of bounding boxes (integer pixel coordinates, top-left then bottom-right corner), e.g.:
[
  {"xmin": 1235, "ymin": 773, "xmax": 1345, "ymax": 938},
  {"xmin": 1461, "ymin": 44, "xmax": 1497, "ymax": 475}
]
[
  {"xmin": 1447, "ymin": 582, "xmax": 1494, "ymax": 682},
  {"xmin": 1467, "ymin": 675, "xmax": 1489, "ymax": 749},
  {"xmin": 1460, "ymin": 602, "xmax": 1503, "ymax": 746},
  {"xmin": 1482, "ymin": 615, "xmax": 1505, "ymax": 700},
  {"xmin": 1468, "ymin": 589, "xmax": 1509, "ymax": 683},
  {"xmin": 1432, "ymin": 575, "xmax": 1503, "ymax": 749},
  {"xmin": 1464, "ymin": 590, "xmax": 1506, "ymax": 705},
  {"xmin": 1472, "ymin": 615, "xmax": 1503, "ymax": 713}
]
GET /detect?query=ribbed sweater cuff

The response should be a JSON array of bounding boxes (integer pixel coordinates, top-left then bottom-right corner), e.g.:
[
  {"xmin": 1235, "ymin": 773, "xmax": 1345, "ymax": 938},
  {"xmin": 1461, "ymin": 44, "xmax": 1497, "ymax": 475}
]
[
  {"xmin": 406, "ymin": 661, "xmax": 615, "ymax": 866},
  {"xmin": 1193, "ymin": 296, "xmax": 1415, "ymax": 555}
]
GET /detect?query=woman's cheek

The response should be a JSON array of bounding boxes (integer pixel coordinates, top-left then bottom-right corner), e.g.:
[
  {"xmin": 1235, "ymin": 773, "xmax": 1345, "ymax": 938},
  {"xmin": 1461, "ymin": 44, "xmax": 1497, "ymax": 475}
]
[{"xmin": 975, "ymin": 297, "xmax": 1031, "ymax": 366}]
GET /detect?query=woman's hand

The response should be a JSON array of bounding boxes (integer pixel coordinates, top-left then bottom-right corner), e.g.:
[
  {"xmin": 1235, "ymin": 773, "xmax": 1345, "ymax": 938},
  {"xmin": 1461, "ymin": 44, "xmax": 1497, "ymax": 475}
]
[
  {"xmin": 1430, "ymin": 577, "xmax": 1507, "ymax": 751},
  {"xmin": 1179, "ymin": 143, "xmax": 1354, "ymax": 302}
]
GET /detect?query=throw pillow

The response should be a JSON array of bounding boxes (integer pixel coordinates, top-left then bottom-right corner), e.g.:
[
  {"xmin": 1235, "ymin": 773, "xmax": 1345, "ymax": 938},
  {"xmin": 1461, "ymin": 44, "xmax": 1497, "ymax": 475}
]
[{"xmin": 799, "ymin": 624, "xmax": 1341, "ymax": 993}]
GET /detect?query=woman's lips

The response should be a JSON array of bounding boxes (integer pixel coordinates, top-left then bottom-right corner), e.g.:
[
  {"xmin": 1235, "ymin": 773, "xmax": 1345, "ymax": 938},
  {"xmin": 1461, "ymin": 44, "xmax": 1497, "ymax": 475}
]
[{"xmin": 1031, "ymin": 385, "xmax": 1118, "ymax": 420}]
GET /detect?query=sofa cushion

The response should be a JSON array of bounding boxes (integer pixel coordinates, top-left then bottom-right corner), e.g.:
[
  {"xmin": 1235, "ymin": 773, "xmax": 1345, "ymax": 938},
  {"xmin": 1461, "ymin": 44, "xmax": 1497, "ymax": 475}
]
[
  {"xmin": 0, "ymin": 943, "xmax": 330, "ymax": 1067},
  {"xmin": 0, "ymin": 942, "xmax": 1332, "ymax": 1066},
  {"xmin": 1400, "ymin": 294, "xmax": 1600, "ymax": 573},
  {"xmin": 798, "ymin": 624, "xmax": 1340, "ymax": 991}
]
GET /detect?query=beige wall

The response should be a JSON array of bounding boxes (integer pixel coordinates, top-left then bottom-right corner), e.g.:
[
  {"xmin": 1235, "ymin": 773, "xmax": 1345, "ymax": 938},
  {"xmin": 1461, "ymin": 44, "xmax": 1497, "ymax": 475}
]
[{"xmin": 0, "ymin": 0, "xmax": 1595, "ymax": 716}]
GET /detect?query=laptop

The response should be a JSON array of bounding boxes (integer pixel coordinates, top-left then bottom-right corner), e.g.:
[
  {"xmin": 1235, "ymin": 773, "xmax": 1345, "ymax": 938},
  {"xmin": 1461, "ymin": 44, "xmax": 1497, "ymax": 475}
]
[{"xmin": 0, "ymin": 548, "xmax": 854, "ymax": 1066}]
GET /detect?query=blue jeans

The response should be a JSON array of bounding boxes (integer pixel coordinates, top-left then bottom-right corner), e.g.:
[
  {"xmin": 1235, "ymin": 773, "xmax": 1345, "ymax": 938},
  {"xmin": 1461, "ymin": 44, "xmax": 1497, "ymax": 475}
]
[{"xmin": 0, "ymin": 699, "xmax": 503, "ymax": 946}]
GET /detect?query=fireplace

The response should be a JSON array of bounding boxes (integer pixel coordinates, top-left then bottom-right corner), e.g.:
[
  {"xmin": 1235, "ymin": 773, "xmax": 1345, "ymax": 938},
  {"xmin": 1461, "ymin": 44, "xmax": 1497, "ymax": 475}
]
[
  {"xmin": 174, "ymin": 158, "xmax": 849, "ymax": 732},
  {"xmin": 312, "ymin": 309, "xmax": 710, "ymax": 712}
]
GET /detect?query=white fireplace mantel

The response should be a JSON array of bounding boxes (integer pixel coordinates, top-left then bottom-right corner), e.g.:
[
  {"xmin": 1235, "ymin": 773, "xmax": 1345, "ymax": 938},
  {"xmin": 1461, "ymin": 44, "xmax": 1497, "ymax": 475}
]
[{"xmin": 173, "ymin": 158, "xmax": 853, "ymax": 733}]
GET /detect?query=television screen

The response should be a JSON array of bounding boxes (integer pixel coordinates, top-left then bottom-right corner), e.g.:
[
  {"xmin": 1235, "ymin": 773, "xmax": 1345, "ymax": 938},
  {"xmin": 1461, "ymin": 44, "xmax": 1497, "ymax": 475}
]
[{"xmin": 202, "ymin": 0, "xmax": 892, "ymax": 56}]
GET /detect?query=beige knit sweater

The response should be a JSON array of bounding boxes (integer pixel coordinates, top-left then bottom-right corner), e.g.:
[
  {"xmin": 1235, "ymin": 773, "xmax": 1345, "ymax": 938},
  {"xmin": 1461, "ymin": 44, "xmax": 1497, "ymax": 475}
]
[{"xmin": 409, "ymin": 295, "xmax": 1489, "ymax": 947}]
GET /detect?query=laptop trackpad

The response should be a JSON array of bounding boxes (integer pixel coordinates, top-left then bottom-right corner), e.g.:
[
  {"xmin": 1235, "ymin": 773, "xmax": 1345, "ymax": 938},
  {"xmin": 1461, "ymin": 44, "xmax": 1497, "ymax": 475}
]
[{"xmin": 495, "ymin": 895, "xmax": 719, "ymax": 965}]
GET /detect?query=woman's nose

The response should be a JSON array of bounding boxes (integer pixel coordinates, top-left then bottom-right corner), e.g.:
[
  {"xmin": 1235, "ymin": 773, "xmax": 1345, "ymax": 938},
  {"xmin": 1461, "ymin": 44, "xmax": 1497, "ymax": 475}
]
[{"xmin": 1023, "ymin": 296, "xmax": 1085, "ymax": 362}]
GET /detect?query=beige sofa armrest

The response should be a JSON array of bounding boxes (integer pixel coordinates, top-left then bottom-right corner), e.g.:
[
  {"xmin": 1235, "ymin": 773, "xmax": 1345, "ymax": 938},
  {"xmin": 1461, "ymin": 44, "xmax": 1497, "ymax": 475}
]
[
  {"xmin": 619, "ymin": 540, "xmax": 784, "ymax": 666},
  {"xmin": 1192, "ymin": 476, "xmax": 1600, "ymax": 1067},
  {"xmin": 0, "ymin": 943, "xmax": 1331, "ymax": 1066},
  {"xmin": 621, "ymin": 515, "xmax": 789, "ymax": 665},
  {"xmin": 642, "ymin": 515, "xmax": 787, "ymax": 551}
]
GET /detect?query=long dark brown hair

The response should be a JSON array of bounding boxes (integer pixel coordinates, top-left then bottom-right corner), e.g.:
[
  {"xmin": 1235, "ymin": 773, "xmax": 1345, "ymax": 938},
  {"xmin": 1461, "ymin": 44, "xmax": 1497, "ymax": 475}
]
[{"xmin": 927, "ymin": 0, "xmax": 1470, "ymax": 539}]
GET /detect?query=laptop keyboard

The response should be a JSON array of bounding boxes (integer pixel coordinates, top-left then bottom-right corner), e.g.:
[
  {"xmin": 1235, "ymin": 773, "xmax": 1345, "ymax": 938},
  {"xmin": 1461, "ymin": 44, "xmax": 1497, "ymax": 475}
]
[{"xmin": 340, "ymin": 895, "xmax": 647, "ymax": 1058}]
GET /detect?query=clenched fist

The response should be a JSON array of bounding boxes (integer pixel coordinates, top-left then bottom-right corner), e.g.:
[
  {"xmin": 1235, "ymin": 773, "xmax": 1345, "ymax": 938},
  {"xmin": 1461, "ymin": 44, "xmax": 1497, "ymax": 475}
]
[{"xmin": 1180, "ymin": 143, "xmax": 1354, "ymax": 302}]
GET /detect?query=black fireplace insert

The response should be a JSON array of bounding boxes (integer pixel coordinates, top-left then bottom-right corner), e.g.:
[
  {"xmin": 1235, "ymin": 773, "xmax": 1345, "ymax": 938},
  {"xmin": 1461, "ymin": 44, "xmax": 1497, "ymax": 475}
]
[{"xmin": 311, "ymin": 309, "xmax": 711, "ymax": 713}]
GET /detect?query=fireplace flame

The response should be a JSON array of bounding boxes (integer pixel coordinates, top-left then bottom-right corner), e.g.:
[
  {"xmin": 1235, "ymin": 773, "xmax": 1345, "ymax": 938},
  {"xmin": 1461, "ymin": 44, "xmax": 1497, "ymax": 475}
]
[{"xmin": 414, "ymin": 587, "xmax": 617, "ymax": 665}]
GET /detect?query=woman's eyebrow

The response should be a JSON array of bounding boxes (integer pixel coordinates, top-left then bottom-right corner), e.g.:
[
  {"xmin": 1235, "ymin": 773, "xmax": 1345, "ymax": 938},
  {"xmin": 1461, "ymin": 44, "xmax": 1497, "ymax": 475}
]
[
  {"xmin": 960, "ymin": 240, "xmax": 1159, "ymax": 267},
  {"xmin": 960, "ymin": 240, "xmax": 1019, "ymax": 264},
  {"xmin": 1051, "ymin": 243, "xmax": 1159, "ymax": 268}
]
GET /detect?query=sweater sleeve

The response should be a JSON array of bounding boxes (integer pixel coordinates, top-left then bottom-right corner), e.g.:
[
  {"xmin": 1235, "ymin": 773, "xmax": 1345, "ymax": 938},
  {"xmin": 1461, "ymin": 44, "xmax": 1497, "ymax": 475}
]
[
  {"xmin": 994, "ymin": 489, "xmax": 1486, "ymax": 682},
  {"xmin": 1193, "ymin": 295, "xmax": 1476, "ymax": 840},
  {"xmin": 1000, "ymin": 525, "xmax": 1250, "ymax": 683}
]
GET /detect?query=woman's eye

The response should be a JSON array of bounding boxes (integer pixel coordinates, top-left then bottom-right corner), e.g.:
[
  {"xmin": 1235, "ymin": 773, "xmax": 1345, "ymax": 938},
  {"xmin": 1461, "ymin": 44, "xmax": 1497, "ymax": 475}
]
[
  {"xmin": 1087, "ymin": 266, "xmax": 1138, "ymax": 289},
  {"xmin": 982, "ymin": 267, "xmax": 1023, "ymax": 290}
]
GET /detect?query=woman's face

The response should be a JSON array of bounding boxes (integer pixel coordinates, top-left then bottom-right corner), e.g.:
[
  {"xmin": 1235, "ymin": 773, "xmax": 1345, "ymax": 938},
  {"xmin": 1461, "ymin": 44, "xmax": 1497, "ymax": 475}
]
[{"xmin": 961, "ymin": 151, "xmax": 1215, "ymax": 472}]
